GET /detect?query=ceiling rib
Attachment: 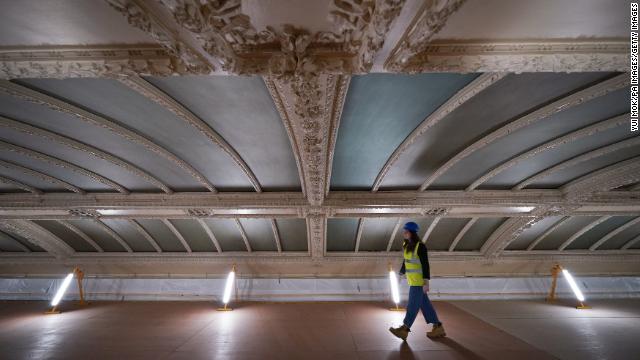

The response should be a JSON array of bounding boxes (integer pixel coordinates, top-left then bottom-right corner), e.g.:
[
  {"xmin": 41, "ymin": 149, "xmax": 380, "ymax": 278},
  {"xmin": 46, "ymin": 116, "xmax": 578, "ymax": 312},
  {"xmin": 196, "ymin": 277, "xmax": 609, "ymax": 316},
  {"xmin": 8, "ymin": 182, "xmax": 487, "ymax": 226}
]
[
  {"xmin": 0, "ymin": 159, "xmax": 84, "ymax": 194},
  {"xmin": 622, "ymin": 234, "xmax": 640, "ymax": 250},
  {"xmin": 162, "ymin": 219, "xmax": 192, "ymax": 253},
  {"xmin": 558, "ymin": 216, "xmax": 612, "ymax": 250},
  {"xmin": 526, "ymin": 216, "xmax": 570, "ymax": 251},
  {"xmin": 419, "ymin": 73, "xmax": 629, "ymax": 191},
  {"xmin": 128, "ymin": 219, "xmax": 162, "ymax": 253},
  {"xmin": 234, "ymin": 219, "xmax": 252, "ymax": 252},
  {"xmin": 0, "ymin": 140, "xmax": 129, "ymax": 194},
  {"xmin": 0, "ymin": 80, "xmax": 216, "ymax": 192},
  {"xmin": 468, "ymin": 113, "xmax": 631, "ymax": 191},
  {"xmin": 0, "ymin": 220, "xmax": 74, "ymax": 258},
  {"xmin": 561, "ymin": 156, "xmax": 640, "ymax": 200},
  {"xmin": 354, "ymin": 218, "xmax": 365, "ymax": 253},
  {"xmin": 372, "ymin": 72, "xmax": 507, "ymax": 191},
  {"xmin": 93, "ymin": 219, "xmax": 133, "ymax": 252},
  {"xmin": 58, "ymin": 220, "xmax": 104, "ymax": 252},
  {"xmin": 0, "ymin": 175, "xmax": 42, "ymax": 194},
  {"xmin": 386, "ymin": 219, "xmax": 402, "ymax": 252},
  {"xmin": 515, "ymin": 136, "xmax": 640, "ymax": 190},
  {"xmin": 0, "ymin": 230, "xmax": 31, "ymax": 252},
  {"xmin": 0, "ymin": 115, "xmax": 172, "ymax": 193},
  {"xmin": 269, "ymin": 219, "xmax": 282, "ymax": 253},
  {"xmin": 422, "ymin": 217, "xmax": 440, "ymax": 244},
  {"xmin": 449, "ymin": 217, "xmax": 477, "ymax": 251},
  {"xmin": 590, "ymin": 217, "xmax": 640, "ymax": 250},
  {"xmin": 118, "ymin": 75, "xmax": 262, "ymax": 192},
  {"xmin": 196, "ymin": 219, "xmax": 222, "ymax": 253}
]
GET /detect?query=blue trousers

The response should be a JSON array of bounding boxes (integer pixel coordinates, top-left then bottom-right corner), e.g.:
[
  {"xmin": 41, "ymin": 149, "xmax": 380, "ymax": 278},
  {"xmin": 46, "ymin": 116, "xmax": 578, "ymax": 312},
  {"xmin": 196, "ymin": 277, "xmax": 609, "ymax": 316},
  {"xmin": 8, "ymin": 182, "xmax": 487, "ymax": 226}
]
[{"xmin": 402, "ymin": 285, "xmax": 441, "ymax": 329}]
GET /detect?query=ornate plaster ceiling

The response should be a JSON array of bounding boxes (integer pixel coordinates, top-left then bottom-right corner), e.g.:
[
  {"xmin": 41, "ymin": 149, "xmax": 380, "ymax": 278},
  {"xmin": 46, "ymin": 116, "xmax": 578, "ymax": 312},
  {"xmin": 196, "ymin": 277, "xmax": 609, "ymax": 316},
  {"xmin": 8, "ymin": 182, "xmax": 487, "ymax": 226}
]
[{"xmin": 0, "ymin": 0, "xmax": 637, "ymax": 277}]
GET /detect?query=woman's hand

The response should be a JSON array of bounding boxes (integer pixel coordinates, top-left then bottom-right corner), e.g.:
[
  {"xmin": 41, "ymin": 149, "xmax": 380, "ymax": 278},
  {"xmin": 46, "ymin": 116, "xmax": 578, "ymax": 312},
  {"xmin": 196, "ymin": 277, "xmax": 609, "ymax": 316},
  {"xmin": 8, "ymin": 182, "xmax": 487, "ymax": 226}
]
[{"xmin": 422, "ymin": 279, "xmax": 429, "ymax": 293}]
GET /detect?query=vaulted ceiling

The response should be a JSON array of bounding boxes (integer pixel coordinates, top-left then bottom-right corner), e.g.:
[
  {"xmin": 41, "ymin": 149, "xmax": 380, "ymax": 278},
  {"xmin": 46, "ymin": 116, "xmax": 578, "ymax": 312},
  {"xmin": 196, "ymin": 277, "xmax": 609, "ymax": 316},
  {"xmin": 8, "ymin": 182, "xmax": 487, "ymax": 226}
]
[{"xmin": 0, "ymin": 0, "xmax": 637, "ymax": 277}]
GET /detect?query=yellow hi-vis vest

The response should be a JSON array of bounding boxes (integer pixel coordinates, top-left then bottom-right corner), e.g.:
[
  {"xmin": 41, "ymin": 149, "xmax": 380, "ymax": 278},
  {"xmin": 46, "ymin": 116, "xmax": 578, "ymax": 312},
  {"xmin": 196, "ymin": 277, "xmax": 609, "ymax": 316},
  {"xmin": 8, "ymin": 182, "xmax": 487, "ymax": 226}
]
[{"xmin": 403, "ymin": 243, "xmax": 424, "ymax": 286}]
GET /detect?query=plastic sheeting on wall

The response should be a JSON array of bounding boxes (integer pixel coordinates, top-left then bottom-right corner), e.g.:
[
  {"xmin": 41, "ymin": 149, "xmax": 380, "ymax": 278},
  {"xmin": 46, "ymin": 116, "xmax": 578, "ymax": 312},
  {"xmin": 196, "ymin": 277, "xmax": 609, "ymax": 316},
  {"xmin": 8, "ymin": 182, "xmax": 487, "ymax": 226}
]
[{"xmin": 0, "ymin": 276, "xmax": 639, "ymax": 302}]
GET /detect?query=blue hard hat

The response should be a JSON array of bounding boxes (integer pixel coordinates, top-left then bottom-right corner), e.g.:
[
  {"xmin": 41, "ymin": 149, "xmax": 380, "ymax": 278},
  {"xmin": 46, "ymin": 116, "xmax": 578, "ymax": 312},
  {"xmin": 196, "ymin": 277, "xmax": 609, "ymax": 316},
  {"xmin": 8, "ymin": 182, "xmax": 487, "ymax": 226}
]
[{"xmin": 403, "ymin": 221, "xmax": 419, "ymax": 233}]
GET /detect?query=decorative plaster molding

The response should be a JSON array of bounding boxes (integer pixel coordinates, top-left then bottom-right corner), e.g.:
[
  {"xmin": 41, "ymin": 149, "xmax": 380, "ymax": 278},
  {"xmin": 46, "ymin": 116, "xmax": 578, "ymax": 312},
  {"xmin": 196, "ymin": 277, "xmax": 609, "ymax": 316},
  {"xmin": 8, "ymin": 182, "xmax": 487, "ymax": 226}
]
[
  {"xmin": 0, "ymin": 159, "xmax": 84, "ymax": 194},
  {"xmin": 373, "ymin": 72, "xmax": 506, "ymax": 191},
  {"xmin": 622, "ymin": 234, "xmax": 640, "ymax": 250},
  {"xmin": 0, "ymin": 45, "xmax": 204, "ymax": 79},
  {"xmin": 419, "ymin": 73, "xmax": 630, "ymax": 190},
  {"xmin": 234, "ymin": 219, "xmax": 252, "ymax": 252},
  {"xmin": 265, "ymin": 74, "xmax": 349, "ymax": 206},
  {"xmin": 307, "ymin": 214, "xmax": 326, "ymax": 259},
  {"xmin": 469, "ymin": 114, "xmax": 631, "ymax": 191},
  {"xmin": 0, "ymin": 115, "xmax": 172, "ymax": 193},
  {"xmin": 68, "ymin": 209, "xmax": 101, "ymax": 218},
  {"xmin": 558, "ymin": 216, "xmax": 612, "ymax": 250},
  {"xmin": 386, "ymin": 219, "xmax": 402, "ymax": 251},
  {"xmin": 105, "ymin": 0, "xmax": 212, "ymax": 74},
  {"xmin": 270, "ymin": 219, "xmax": 282, "ymax": 253},
  {"xmin": 422, "ymin": 217, "xmax": 441, "ymax": 243},
  {"xmin": 117, "ymin": 75, "xmax": 261, "ymax": 192},
  {"xmin": 0, "ymin": 175, "xmax": 42, "ymax": 194},
  {"xmin": 0, "ymin": 140, "xmax": 129, "ymax": 194},
  {"xmin": 0, "ymin": 81, "xmax": 215, "ymax": 192},
  {"xmin": 399, "ymin": 40, "xmax": 630, "ymax": 73},
  {"xmin": 58, "ymin": 220, "xmax": 104, "ymax": 252},
  {"xmin": 354, "ymin": 218, "xmax": 365, "ymax": 252},
  {"xmin": 0, "ymin": 220, "xmax": 74, "ymax": 258},
  {"xmin": 196, "ymin": 218, "xmax": 221, "ymax": 253},
  {"xmin": 385, "ymin": 0, "xmax": 467, "ymax": 71}
]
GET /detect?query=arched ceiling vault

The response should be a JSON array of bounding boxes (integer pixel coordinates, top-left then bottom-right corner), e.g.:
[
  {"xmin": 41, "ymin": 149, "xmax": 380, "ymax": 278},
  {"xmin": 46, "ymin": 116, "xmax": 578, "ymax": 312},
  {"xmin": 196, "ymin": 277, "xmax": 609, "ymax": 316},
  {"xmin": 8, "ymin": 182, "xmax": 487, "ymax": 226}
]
[{"xmin": 0, "ymin": 0, "xmax": 637, "ymax": 277}]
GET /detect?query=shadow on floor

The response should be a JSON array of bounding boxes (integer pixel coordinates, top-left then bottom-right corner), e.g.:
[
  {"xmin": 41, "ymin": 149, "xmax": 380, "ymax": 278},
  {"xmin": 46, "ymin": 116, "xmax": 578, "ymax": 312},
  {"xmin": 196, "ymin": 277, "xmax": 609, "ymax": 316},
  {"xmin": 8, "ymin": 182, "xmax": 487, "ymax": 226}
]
[{"xmin": 433, "ymin": 337, "xmax": 486, "ymax": 360}]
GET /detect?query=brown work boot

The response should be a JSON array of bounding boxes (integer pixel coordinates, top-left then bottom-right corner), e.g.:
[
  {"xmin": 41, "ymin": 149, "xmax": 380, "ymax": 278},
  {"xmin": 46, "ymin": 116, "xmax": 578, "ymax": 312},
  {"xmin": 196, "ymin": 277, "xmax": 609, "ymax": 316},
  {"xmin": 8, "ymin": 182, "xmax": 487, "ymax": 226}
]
[
  {"xmin": 389, "ymin": 324, "xmax": 410, "ymax": 341},
  {"xmin": 427, "ymin": 323, "xmax": 446, "ymax": 338}
]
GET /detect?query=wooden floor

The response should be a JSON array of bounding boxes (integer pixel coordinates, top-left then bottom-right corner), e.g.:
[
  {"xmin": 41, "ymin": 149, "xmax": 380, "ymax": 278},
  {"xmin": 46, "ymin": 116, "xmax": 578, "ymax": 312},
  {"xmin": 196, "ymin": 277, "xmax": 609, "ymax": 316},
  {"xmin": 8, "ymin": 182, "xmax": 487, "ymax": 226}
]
[{"xmin": 0, "ymin": 300, "xmax": 563, "ymax": 360}]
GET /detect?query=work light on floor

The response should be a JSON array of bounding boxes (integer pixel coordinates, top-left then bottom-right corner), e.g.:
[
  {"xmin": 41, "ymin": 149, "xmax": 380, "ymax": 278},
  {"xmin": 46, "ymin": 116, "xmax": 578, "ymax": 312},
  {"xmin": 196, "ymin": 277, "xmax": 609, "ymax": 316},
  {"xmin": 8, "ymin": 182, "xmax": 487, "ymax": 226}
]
[
  {"xmin": 46, "ymin": 272, "xmax": 74, "ymax": 314},
  {"xmin": 562, "ymin": 269, "xmax": 590, "ymax": 309},
  {"xmin": 217, "ymin": 264, "xmax": 236, "ymax": 311},
  {"xmin": 388, "ymin": 264, "xmax": 405, "ymax": 311}
]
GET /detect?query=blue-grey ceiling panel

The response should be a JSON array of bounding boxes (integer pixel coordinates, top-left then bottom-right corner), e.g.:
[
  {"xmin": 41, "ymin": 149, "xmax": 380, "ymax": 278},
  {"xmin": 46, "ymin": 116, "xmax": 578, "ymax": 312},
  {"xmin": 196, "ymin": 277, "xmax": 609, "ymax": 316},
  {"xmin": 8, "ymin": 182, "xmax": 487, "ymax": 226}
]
[
  {"xmin": 530, "ymin": 146, "xmax": 640, "ymax": 188},
  {"xmin": 136, "ymin": 219, "xmax": 185, "ymax": 252},
  {"xmin": 599, "ymin": 221, "xmax": 640, "ymax": 250},
  {"xmin": 275, "ymin": 219, "xmax": 307, "ymax": 252},
  {"xmin": 533, "ymin": 216, "xmax": 598, "ymax": 250},
  {"xmin": 238, "ymin": 218, "xmax": 277, "ymax": 251},
  {"xmin": 327, "ymin": 218, "xmax": 359, "ymax": 251},
  {"xmin": 0, "ymin": 230, "xmax": 43, "ymax": 252},
  {"xmin": 359, "ymin": 218, "xmax": 398, "ymax": 252},
  {"xmin": 486, "ymin": 124, "xmax": 634, "ymax": 189},
  {"xmin": 0, "ymin": 162, "xmax": 68, "ymax": 192},
  {"xmin": 567, "ymin": 216, "xmax": 637, "ymax": 250},
  {"xmin": 506, "ymin": 216, "xmax": 564, "ymax": 250},
  {"xmin": 67, "ymin": 219, "xmax": 126, "ymax": 252},
  {"xmin": 0, "ymin": 230, "xmax": 29, "ymax": 252},
  {"xmin": 203, "ymin": 219, "xmax": 247, "ymax": 252},
  {"xmin": 146, "ymin": 76, "xmax": 300, "ymax": 191},
  {"xmin": 0, "ymin": 127, "xmax": 158, "ymax": 192},
  {"xmin": 101, "ymin": 219, "xmax": 156, "ymax": 252},
  {"xmin": 455, "ymin": 218, "xmax": 506, "ymax": 251},
  {"xmin": 0, "ymin": 84, "xmax": 202, "ymax": 191},
  {"xmin": 0, "ymin": 149, "xmax": 113, "ymax": 192},
  {"xmin": 168, "ymin": 219, "xmax": 215, "ymax": 252},
  {"xmin": 426, "ymin": 218, "xmax": 469, "ymax": 251},
  {"xmin": 379, "ymin": 72, "xmax": 615, "ymax": 190},
  {"xmin": 331, "ymin": 73, "xmax": 479, "ymax": 190},
  {"xmin": 33, "ymin": 220, "xmax": 96, "ymax": 252},
  {"xmin": 437, "ymin": 87, "xmax": 630, "ymax": 188}
]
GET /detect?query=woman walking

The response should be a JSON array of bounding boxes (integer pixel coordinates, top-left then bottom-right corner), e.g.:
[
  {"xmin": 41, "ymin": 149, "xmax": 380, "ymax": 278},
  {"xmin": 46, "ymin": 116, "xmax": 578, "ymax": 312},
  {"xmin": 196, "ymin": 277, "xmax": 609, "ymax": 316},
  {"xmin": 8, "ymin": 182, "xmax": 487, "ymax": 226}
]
[{"xmin": 389, "ymin": 221, "xmax": 446, "ymax": 341}]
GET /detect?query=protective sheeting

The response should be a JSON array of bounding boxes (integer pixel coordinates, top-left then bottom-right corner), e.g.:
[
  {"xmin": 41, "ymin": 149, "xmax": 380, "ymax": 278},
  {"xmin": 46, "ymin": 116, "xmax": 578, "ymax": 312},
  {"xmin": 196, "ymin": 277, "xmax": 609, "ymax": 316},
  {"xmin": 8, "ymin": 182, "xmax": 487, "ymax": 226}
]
[{"xmin": 0, "ymin": 276, "xmax": 639, "ymax": 302}]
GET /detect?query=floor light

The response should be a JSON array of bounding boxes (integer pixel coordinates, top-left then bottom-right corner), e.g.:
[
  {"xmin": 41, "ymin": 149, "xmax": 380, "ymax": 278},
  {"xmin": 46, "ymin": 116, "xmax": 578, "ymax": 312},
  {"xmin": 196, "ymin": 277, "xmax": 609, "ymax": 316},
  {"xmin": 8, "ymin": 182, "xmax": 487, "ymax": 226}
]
[
  {"xmin": 388, "ymin": 264, "xmax": 404, "ymax": 311},
  {"xmin": 562, "ymin": 268, "xmax": 590, "ymax": 309},
  {"xmin": 46, "ymin": 272, "xmax": 74, "ymax": 314},
  {"xmin": 217, "ymin": 264, "xmax": 236, "ymax": 311}
]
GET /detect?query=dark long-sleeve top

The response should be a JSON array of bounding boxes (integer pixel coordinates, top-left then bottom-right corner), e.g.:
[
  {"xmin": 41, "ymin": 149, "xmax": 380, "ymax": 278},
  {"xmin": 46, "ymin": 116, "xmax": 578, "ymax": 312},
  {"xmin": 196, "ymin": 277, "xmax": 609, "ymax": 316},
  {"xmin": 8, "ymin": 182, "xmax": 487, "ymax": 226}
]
[{"xmin": 399, "ymin": 241, "xmax": 430, "ymax": 280}]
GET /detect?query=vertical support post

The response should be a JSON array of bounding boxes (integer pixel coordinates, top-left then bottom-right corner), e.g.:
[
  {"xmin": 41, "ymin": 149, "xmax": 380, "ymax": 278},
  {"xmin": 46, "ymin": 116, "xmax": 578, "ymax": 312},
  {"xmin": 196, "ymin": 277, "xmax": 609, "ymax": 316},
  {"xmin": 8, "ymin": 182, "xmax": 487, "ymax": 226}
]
[{"xmin": 546, "ymin": 264, "xmax": 561, "ymax": 302}]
